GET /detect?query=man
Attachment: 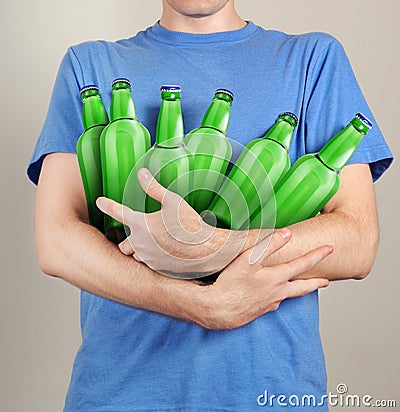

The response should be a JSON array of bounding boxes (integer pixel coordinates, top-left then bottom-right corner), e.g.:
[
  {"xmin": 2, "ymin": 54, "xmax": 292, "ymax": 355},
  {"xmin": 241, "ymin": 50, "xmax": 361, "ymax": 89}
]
[{"xmin": 28, "ymin": 0, "xmax": 393, "ymax": 410}]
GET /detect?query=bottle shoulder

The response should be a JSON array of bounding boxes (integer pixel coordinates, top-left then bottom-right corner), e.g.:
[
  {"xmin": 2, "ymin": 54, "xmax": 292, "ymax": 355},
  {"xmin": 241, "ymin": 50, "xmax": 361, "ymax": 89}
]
[
  {"xmin": 103, "ymin": 118, "xmax": 149, "ymax": 132},
  {"xmin": 145, "ymin": 144, "xmax": 192, "ymax": 167},
  {"xmin": 245, "ymin": 137, "xmax": 289, "ymax": 157},
  {"xmin": 185, "ymin": 127, "xmax": 230, "ymax": 150},
  {"xmin": 186, "ymin": 126, "xmax": 226, "ymax": 137},
  {"xmin": 288, "ymin": 154, "xmax": 339, "ymax": 178},
  {"xmin": 150, "ymin": 143, "xmax": 190, "ymax": 152},
  {"xmin": 78, "ymin": 124, "xmax": 107, "ymax": 143}
]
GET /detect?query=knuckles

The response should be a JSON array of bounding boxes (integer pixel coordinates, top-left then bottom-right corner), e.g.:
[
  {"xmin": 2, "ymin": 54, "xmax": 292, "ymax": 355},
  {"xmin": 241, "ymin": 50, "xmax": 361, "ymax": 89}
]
[{"xmin": 269, "ymin": 301, "xmax": 281, "ymax": 312}]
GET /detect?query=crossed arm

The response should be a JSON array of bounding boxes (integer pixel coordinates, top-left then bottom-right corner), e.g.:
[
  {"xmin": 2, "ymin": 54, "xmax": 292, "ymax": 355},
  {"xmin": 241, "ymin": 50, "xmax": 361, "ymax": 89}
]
[
  {"xmin": 34, "ymin": 152, "xmax": 378, "ymax": 329},
  {"xmin": 99, "ymin": 162, "xmax": 378, "ymax": 281}
]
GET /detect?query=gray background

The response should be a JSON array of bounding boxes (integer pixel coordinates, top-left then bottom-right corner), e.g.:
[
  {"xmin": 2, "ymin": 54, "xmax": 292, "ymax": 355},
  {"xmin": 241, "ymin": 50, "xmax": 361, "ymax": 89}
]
[{"xmin": 0, "ymin": 0, "xmax": 398, "ymax": 411}]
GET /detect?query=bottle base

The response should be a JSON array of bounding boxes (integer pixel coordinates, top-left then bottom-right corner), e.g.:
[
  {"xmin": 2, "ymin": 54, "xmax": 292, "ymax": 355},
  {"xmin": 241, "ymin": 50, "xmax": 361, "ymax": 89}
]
[
  {"xmin": 106, "ymin": 227, "xmax": 128, "ymax": 244},
  {"xmin": 195, "ymin": 271, "xmax": 221, "ymax": 285}
]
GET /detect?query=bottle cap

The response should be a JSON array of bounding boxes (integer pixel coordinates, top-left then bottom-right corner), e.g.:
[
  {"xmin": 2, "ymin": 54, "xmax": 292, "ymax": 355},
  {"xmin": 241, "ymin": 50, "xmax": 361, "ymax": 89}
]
[
  {"xmin": 160, "ymin": 85, "xmax": 181, "ymax": 93},
  {"xmin": 355, "ymin": 113, "xmax": 373, "ymax": 128},
  {"xmin": 160, "ymin": 85, "xmax": 181, "ymax": 100},
  {"xmin": 278, "ymin": 112, "xmax": 298, "ymax": 128},
  {"xmin": 111, "ymin": 78, "xmax": 131, "ymax": 88},
  {"xmin": 215, "ymin": 89, "xmax": 234, "ymax": 101},
  {"xmin": 351, "ymin": 113, "xmax": 373, "ymax": 134},
  {"xmin": 80, "ymin": 85, "xmax": 99, "ymax": 95}
]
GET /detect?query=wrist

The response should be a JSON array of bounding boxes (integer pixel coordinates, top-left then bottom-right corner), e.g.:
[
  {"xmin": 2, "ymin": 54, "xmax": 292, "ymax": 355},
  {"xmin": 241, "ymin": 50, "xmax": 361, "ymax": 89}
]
[
  {"xmin": 188, "ymin": 282, "xmax": 224, "ymax": 329},
  {"xmin": 190, "ymin": 282, "xmax": 242, "ymax": 331},
  {"xmin": 177, "ymin": 280, "xmax": 217, "ymax": 328}
]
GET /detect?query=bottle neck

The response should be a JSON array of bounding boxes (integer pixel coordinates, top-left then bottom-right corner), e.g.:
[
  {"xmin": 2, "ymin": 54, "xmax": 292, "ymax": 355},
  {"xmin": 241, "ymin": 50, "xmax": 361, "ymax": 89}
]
[
  {"xmin": 156, "ymin": 99, "xmax": 184, "ymax": 146},
  {"xmin": 82, "ymin": 95, "xmax": 109, "ymax": 130},
  {"xmin": 201, "ymin": 98, "xmax": 231, "ymax": 133},
  {"xmin": 263, "ymin": 119, "xmax": 295, "ymax": 150},
  {"xmin": 110, "ymin": 88, "xmax": 137, "ymax": 121},
  {"xmin": 318, "ymin": 123, "xmax": 365, "ymax": 171}
]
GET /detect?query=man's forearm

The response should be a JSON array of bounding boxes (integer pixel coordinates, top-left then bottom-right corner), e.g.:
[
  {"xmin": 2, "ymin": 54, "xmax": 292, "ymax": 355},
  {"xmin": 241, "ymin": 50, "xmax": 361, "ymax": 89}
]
[
  {"xmin": 259, "ymin": 210, "xmax": 378, "ymax": 281},
  {"xmin": 38, "ymin": 217, "xmax": 208, "ymax": 325}
]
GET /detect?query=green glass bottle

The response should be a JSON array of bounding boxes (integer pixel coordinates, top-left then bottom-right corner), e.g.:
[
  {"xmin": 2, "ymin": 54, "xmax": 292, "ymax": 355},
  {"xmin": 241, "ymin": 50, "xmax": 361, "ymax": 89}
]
[
  {"xmin": 184, "ymin": 89, "xmax": 233, "ymax": 214},
  {"xmin": 251, "ymin": 113, "xmax": 372, "ymax": 229},
  {"xmin": 76, "ymin": 85, "xmax": 109, "ymax": 232},
  {"xmin": 100, "ymin": 78, "xmax": 151, "ymax": 243},
  {"xmin": 142, "ymin": 85, "xmax": 192, "ymax": 213},
  {"xmin": 208, "ymin": 112, "xmax": 297, "ymax": 230}
]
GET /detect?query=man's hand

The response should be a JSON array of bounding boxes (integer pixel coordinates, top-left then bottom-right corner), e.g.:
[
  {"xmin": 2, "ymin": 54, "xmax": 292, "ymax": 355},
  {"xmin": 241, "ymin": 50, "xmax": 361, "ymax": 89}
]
[
  {"xmin": 198, "ymin": 229, "xmax": 332, "ymax": 330},
  {"xmin": 97, "ymin": 168, "xmax": 270, "ymax": 278}
]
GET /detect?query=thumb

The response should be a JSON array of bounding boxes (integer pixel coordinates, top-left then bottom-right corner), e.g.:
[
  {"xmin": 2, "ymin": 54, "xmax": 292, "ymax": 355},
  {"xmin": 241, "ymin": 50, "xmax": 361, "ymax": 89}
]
[{"xmin": 137, "ymin": 168, "xmax": 169, "ymax": 204}]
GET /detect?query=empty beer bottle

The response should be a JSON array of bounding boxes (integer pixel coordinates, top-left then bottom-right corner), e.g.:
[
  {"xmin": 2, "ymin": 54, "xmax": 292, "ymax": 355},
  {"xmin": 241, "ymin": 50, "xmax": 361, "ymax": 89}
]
[
  {"xmin": 251, "ymin": 113, "xmax": 372, "ymax": 229},
  {"xmin": 100, "ymin": 78, "xmax": 151, "ymax": 243},
  {"xmin": 184, "ymin": 89, "xmax": 233, "ymax": 214},
  {"xmin": 209, "ymin": 112, "xmax": 297, "ymax": 229},
  {"xmin": 141, "ymin": 85, "xmax": 192, "ymax": 213},
  {"xmin": 76, "ymin": 85, "xmax": 109, "ymax": 232}
]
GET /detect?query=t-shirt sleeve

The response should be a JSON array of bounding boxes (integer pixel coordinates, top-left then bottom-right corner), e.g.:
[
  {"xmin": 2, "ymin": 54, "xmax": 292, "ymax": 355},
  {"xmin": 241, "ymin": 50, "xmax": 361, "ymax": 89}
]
[
  {"xmin": 304, "ymin": 36, "xmax": 393, "ymax": 182},
  {"xmin": 27, "ymin": 47, "xmax": 84, "ymax": 185}
]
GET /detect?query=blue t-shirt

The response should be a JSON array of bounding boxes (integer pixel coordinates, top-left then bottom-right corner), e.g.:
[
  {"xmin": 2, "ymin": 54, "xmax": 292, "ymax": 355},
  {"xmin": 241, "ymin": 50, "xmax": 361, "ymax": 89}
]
[{"xmin": 27, "ymin": 22, "xmax": 393, "ymax": 412}]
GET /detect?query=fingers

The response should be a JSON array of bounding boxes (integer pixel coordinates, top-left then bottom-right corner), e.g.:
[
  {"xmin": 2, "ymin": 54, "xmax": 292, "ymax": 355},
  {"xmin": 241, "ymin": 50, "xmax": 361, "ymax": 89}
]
[
  {"xmin": 96, "ymin": 197, "xmax": 123, "ymax": 222},
  {"xmin": 275, "ymin": 245, "xmax": 333, "ymax": 281},
  {"xmin": 118, "ymin": 238, "xmax": 143, "ymax": 262},
  {"xmin": 264, "ymin": 228, "xmax": 292, "ymax": 257},
  {"xmin": 137, "ymin": 168, "xmax": 169, "ymax": 204},
  {"xmin": 96, "ymin": 197, "xmax": 138, "ymax": 223},
  {"xmin": 137, "ymin": 168, "xmax": 189, "ymax": 213},
  {"xmin": 284, "ymin": 277, "xmax": 330, "ymax": 299},
  {"xmin": 249, "ymin": 228, "xmax": 292, "ymax": 266},
  {"xmin": 118, "ymin": 237, "xmax": 135, "ymax": 255}
]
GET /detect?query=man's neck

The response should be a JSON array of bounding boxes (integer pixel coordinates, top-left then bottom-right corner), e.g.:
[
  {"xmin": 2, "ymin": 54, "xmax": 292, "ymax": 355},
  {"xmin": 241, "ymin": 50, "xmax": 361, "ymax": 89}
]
[{"xmin": 159, "ymin": 1, "xmax": 246, "ymax": 34}]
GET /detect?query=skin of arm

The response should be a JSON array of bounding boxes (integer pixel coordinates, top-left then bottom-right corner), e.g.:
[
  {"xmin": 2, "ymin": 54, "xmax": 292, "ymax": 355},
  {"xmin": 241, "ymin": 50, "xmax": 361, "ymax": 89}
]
[
  {"xmin": 34, "ymin": 152, "xmax": 332, "ymax": 330},
  {"xmin": 104, "ymin": 163, "xmax": 377, "ymax": 281}
]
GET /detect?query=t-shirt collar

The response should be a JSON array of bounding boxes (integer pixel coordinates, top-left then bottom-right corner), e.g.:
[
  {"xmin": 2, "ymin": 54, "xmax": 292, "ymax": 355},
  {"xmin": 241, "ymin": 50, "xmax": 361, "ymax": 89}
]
[{"xmin": 147, "ymin": 20, "xmax": 260, "ymax": 45}]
